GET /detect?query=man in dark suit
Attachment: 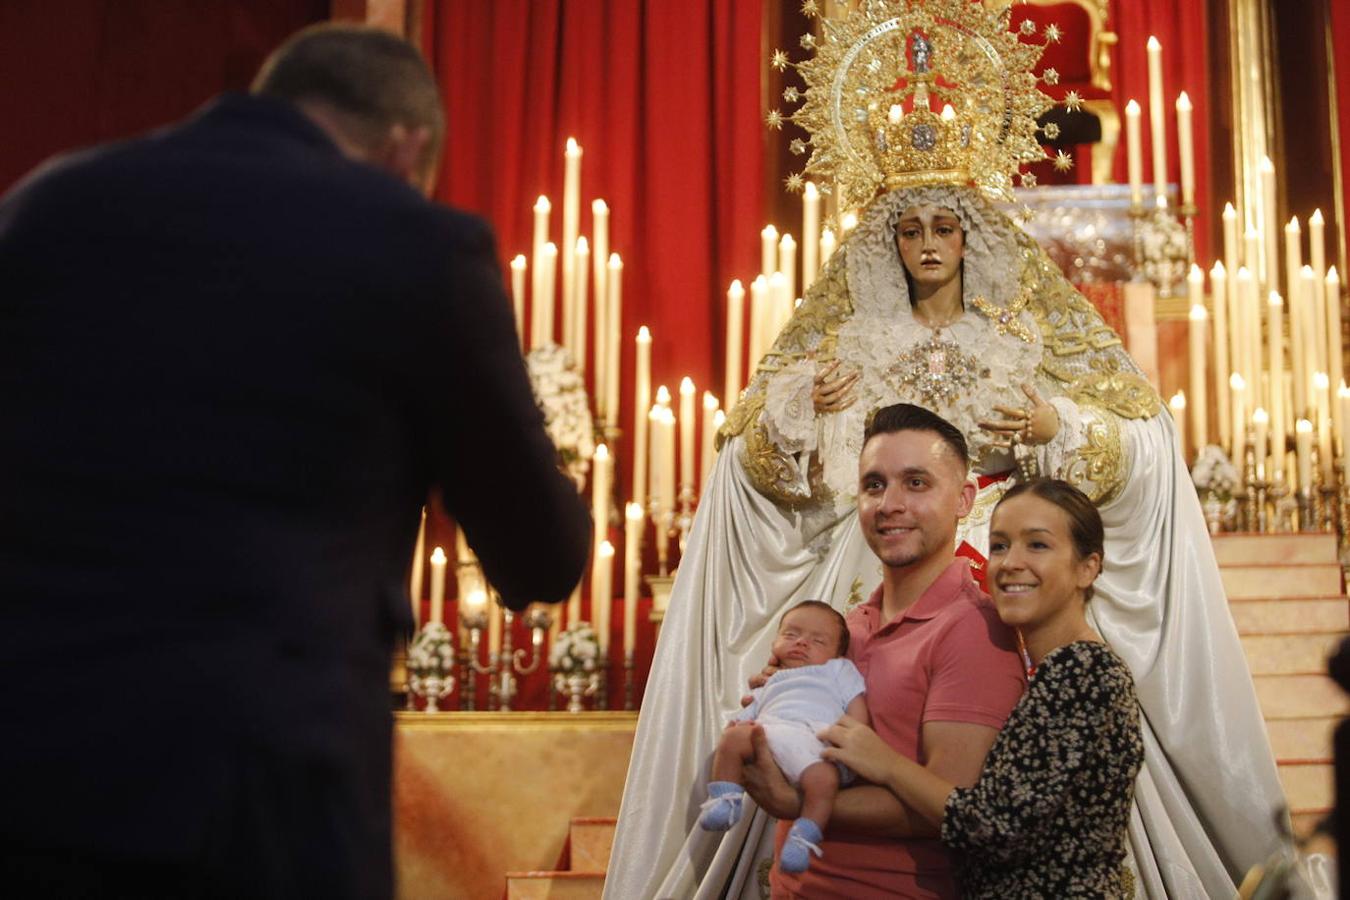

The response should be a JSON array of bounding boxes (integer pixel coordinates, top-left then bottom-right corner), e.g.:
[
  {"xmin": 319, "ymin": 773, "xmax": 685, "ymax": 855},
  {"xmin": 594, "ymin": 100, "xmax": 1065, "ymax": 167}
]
[{"xmin": 0, "ymin": 24, "xmax": 590, "ymax": 899}]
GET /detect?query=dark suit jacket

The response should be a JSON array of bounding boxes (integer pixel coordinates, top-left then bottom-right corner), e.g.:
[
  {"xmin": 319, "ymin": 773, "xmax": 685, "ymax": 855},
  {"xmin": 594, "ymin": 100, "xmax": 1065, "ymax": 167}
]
[{"xmin": 0, "ymin": 94, "xmax": 590, "ymax": 896}]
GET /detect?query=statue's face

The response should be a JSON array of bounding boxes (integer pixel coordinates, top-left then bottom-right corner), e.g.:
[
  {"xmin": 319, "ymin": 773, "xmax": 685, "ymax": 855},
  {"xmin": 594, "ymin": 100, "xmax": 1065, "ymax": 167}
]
[{"xmin": 895, "ymin": 204, "xmax": 965, "ymax": 291}]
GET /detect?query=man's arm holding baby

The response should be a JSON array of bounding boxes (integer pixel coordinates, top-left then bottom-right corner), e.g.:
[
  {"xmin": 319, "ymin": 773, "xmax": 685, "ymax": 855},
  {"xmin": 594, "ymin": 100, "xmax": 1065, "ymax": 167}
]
[{"xmin": 742, "ymin": 719, "xmax": 998, "ymax": 838}]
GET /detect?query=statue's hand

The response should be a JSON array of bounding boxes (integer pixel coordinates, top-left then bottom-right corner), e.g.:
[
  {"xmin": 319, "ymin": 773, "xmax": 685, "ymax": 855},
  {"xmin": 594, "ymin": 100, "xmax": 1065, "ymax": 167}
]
[
  {"xmin": 813, "ymin": 359, "xmax": 860, "ymax": 415},
  {"xmin": 977, "ymin": 383, "xmax": 1059, "ymax": 447}
]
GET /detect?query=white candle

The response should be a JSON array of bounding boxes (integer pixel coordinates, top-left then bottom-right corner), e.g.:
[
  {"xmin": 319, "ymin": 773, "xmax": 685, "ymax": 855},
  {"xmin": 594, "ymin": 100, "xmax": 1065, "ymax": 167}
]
[
  {"xmin": 679, "ymin": 377, "xmax": 696, "ymax": 495},
  {"xmin": 1315, "ymin": 372, "xmax": 1333, "ymax": 479},
  {"xmin": 1311, "ymin": 213, "xmax": 1328, "ymax": 381},
  {"xmin": 1231, "ymin": 373, "xmax": 1248, "ymax": 463},
  {"xmin": 1296, "ymin": 418, "xmax": 1314, "ymax": 494},
  {"xmin": 1252, "ymin": 408, "xmax": 1269, "ymax": 479},
  {"xmin": 1237, "ymin": 266, "xmax": 1260, "ymax": 407},
  {"xmin": 591, "ymin": 443, "xmax": 610, "ymax": 560},
  {"xmin": 1211, "ymin": 262, "xmax": 1231, "ymax": 450},
  {"xmin": 1339, "ymin": 383, "xmax": 1350, "ymax": 463},
  {"xmin": 1175, "ymin": 91, "xmax": 1195, "ymax": 206},
  {"xmin": 662, "ymin": 406, "xmax": 677, "ymax": 517},
  {"xmin": 768, "ymin": 272, "xmax": 791, "ymax": 349},
  {"xmin": 1125, "ymin": 100, "xmax": 1143, "ymax": 207},
  {"xmin": 1187, "ymin": 274, "xmax": 1208, "ymax": 454},
  {"xmin": 819, "ymin": 227, "xmax": 837, "ymax": 269},
  {"xmin": 1147, "ymin": 38, "xmax": 1167, "ymax": 203},
  {"xmin": 701, "ymin": 391, "xmax": 719, "ymax": 492},
  {"xmin": 510, "ymin": 255, "xmax": 528, "ymax": 350},
  {"xmin": 778, "ymin": 234, "xmax": 797, "ymax": 305},
  {"xmin": 409, "ymin": 508, "xmax": 426, "ymax": 627},
  {"xmin": 633, "ymin": 326, "xmax": 652, "ymax": 510},
  {"xmin": 488, "ymin": 592, "xmax": 502, "ymax": 657},
  {"xmin": 532, "ymin": 196, "xmax": 551, "ymax": 345},
  {"xmin": 1260, "ymin": 157, "xmax": 1277, "ymax": 289},
  {"xmin": 1267, "ymin": 292, "xmax": 1286, "ymax": 477},
  {"xmin": 623, "ymin": 503, "xmax": 644, "ymax": 654},
  {"xmin": 748, "ymin": 275, "xmax": 769, "ymax": 372},
  {"xmin": 562, "ymin": 139, "xmax": 582, "ymax": 329},
  {"xmin": 725, "ymin": 280, "xmax": 745, "ymax": 407},
  {"xmin": 592, "ymin": 199, "xmax": 610, "ymax": 405},
  {"xmin": 803, "ymin": 182, "xmax": 821, "ymax": 289},
  {"xmin": 1298, "ymin": 267, "xmax": 1318, "ymax": 417},
  {"xmin": 1169, "ymin": 391, "xmax": 1188, "ymax": 461},
  {"xmin": 840, "ymin": 211, "xmax": 858, "ymax": 236},
  {"xmin": 1329, "ymin": 267, "xmax": 1343, "ymax": 392},
  {"xmin": 429, "ymin": 546, "xmax": 447, "ymax": 625},
  {"xmin": 534, "ymin": 242, "xmax": 558, "ymax": 348},
  {"xmin": 606, "ymin": 254, "xmax": 623, "ymax": 428},
  {"xmin": 761, "ymin": 225, "xmax": 778, "ymax": 283},
  {"xmin": 1223, "ymin": 205, "xmax": 1241, "ymax": 388},
  {"xmin": 593, "ymin": 539, "xmax": 614, "ymax": 641},
  {"xmin": 573, "ymin": 237, "xmax": 590, "ymax": 373},
  {"xmin": 1286, "ymin": 220, "xmax": 1306, "ymax": 418}
]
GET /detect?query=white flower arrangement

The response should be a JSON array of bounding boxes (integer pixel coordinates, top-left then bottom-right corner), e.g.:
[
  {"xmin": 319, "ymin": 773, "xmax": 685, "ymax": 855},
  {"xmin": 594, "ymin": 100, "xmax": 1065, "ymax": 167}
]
[
  {"xmin": 1138, "ymin": 207, "xmax": 1189, "ymax": 295},
  {"xmin": 550, "ymin": 621, "xmax": 600, "ymax": 673},
  {"xmin": 1191, "ymin": 444, "xmax": 1239, "ymax": 500},
  {"xmin": 527, "ymin": 342, "xmax": 595, "ymax": 489}
]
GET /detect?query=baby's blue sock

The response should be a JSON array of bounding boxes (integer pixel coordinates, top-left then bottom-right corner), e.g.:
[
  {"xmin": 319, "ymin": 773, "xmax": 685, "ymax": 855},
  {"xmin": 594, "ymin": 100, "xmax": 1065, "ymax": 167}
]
[
  {"xmin": 697, "ymin": 781, "xmax": 746, "ymax": 831},
  {"xmin": 778, "ymin": 817, "xmax": 824, "ymax": 874}
]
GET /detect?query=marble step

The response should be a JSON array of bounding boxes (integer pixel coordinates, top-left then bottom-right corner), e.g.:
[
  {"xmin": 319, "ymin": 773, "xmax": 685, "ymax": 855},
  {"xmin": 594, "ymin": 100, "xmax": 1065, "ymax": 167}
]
[
  {"xmin": 1254, "ymin": 674, "xmax": 1350, "ymax": 719},
  {"xmin": 1266, "ymin": 716, "xmax": 1339, "ymax": 762},
  {"xmin": 505, "ymin": 872, "xmax": 605, "ymax": 900},
  {"xmin": 1212, "ymin": 532, "xmax": 1339, "ymax": 566},
  {"xmin": 569, "ymin": 817, "xmax": 616, "ymax": 873},
  {"xmin": 1229, "ymin": 597, "xmax": 1349, "ymax": 635},
  {"xmin": 1239, "ymin": 632, "xmax": 1346, "ymax": 675},
  {"xmin": 1278, "ymin": 761, "xmax": 1334, "ymax": 814},
  {"xmin": 1220, "ymin": 564, "xmax": 1343, "ymax": 600}
]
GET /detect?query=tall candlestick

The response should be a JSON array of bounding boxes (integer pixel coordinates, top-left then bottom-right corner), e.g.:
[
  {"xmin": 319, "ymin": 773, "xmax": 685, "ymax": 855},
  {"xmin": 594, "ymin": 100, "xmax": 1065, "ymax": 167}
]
[
  {"xmin": 1211, "ymin": 262, "xmax": 1231, "ymax": 450},
  {"xmin": 510, "ymin": 256, "xmax": 527, "ymax": 349},
  {"xmin": 591, "ymin": 443, "xmax": 611, "ymax": 552},
  {"xmin": 593, "ymin": 539, "xmax": 614, "ymax": 642},
  {"xmin": 1175, "ymin": 92, "xmax": 1195, "ymax": 206},
  {"xmin": 1237, "ymin": 266, "xmax": 1260, "ymax": 407},
  {"xmin": 1315, "ymin": 372, "xmax": 1333, "ymax": 480},
  {"xmin": 1328, "ymin": 267, "xmax": 1343, "ymax": 394},
  {"xmin": 1125, "ymin": 100, "xmax": 1143, "ymax": 206},
  {"xmin": 647, "ymin": 406, "xmax": 664, "ymax": 518},
  {"xmin": 1252, "ymin": 408, "xmax": 1269, "ymax": 479},
  {"xmin": 725, "ymin": 280, "xmax": 745, "ymax": 407},
  {"xmin": 768, "ymin": 271, "xmax": 791, "ymax": 349},
  {"xmin": 1244, "ymin": 223, "xmax": 1264, "ymax": 301},
  {"xmin": 573, "ymin": 237, "xmax": 590, "ymax": 373},
  {"xmin": 1223, "ymin": 205, "xmax": 1240, "ymax": 386},
  {"xmin": 623, "ymin": 503, "xmax": 643, "ymax": 655},
  {"xmin": 429, "ymin": 546, "xmax": 447, "ymax": 625},
  {"xmin": 1187, "ymin": 271, "xmax": 1208, "ymax": 454},
  {"xmin": 1169, "ymin": 391, "xmax": 1188, "ymax": 461},
  {"xmin": 1266, "ymin": 292, "xmax": 1286, "ymax": 477},
  {"xmin": 605, "ymin": 254, "xmax": 623, "ymax": 428},
  {"xmin": 1311, "ymin": 212, "xmax": 1328, "ymax": 386},
  {"xmin": 778, "ymin": 234, "xmax": 797, "ymax": 305},
  {"xmin": 487, "ymin": 592, "xmax": 502, "ymax": 657},
  {"xmin": 803, "ymin": 182, "xmax": 821, "ymax": 289},
  {"xmin": 761, "ymin": 225, "xmax": 778, "ymax": 283},
  {"xmin": 562, "ymin": 139, "xmax": 582, "ymax": 328},
  {"xmin": 820, "ymin": 227, "xmax": 837, "ymax": 269},
  {"xmin": 1230, "ymin": 373, "xmax": 1248, "ymax": 463},
  {"xmin": 1146, "ymin": 38, "xmax": 1167, "ymax": 202},
  {"xmin": 1339, "ymin": 383, "xmax": 1350, "ymax": 463},
  {"xmin": 633, "ymin": 326, "xmax": 652, "ymax": 510},
  {"xmin": 839, "ymin": 212, "xmax": 858, "ymax": 237},
  {"xmin": 701, "ymin": 391, "xmax": 719, "ymax": 491},
  {"xmin": 592, "ymin": 200, "xmax": 610, "ymax": 406},
  {"xmin": 533, "ymin": 242, "xmax": 558, "ymax": 348},
  {"xmin": 679, "ymin": 377, "xmax": 696, "ymax": 495},
  {"xmin": 748, "ymin": 275, "xmax": 769, "ymax": 372},
  {"xmin": 1296, "ymin": 418, "xmax": 1314, "ymax": 494}
]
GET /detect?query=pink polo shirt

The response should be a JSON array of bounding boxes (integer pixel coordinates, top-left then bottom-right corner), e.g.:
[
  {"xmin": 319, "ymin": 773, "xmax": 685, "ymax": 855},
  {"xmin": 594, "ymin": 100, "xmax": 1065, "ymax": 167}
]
[{"xmin": 772, "ymin": 558, "xmax": 1025, "ymax": 899}]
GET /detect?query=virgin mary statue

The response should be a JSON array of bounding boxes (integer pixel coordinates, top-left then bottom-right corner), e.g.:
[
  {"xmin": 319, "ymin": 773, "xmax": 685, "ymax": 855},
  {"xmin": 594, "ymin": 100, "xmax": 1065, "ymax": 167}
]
[{"xmin": 606, "ymin": 2, "xmax": 1329, "ymax": 897}]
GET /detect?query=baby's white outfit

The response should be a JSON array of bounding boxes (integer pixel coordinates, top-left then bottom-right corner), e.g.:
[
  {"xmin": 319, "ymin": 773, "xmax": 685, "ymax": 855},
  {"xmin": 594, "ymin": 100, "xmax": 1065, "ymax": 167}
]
[{"xmin": 733, "ymin": 657, "xmax": 866, "ymax": 784}]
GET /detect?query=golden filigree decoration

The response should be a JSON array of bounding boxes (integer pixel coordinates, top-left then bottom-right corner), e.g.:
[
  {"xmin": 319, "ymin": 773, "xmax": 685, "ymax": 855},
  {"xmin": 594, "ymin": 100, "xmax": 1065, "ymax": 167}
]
[
  {"xmin": 1067, "ymin": 370, "xmax": 1161, "ymax": 421},
  {"xmin": 778, "ymin": 0, "xmax": 1056, "ymax": 210},
  {"xmin": 970, "ymin": 292, "xmax": 1036, "ymax": 342},
  {"xmin": 843, "ymin": 576, "xmax": 867, "ymax": 611},
  {"xmin": 1064, "ymin": 411, "xmax": 1127, "ymax": 505}
]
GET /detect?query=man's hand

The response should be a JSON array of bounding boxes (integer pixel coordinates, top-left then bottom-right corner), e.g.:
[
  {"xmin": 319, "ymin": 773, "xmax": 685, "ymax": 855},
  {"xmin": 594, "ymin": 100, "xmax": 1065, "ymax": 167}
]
[{"xmin": 741, "ymin": 726, "xmax": 801, "ymax": 820}]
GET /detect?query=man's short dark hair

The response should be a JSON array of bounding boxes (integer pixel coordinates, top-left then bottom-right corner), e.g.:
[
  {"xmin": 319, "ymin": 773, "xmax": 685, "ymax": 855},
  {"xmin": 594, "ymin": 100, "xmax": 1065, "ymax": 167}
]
[
  {"xmin": 863, "ymin": 403, "xmax": 969, "ymax": 469},
  {"xmin": 780, "ymin": 600, "xmax": 850, "ymax": 656},
  {"xmin": 252, "ymin": 23, "xmax": 444, "ymax": 172}
]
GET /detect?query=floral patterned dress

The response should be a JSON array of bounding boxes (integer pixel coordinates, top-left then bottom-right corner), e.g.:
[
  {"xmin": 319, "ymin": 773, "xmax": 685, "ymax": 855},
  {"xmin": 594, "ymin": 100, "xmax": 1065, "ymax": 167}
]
[{"xmin": 942, "ymin": 640, "xmax": 1143, "ymax": 898}]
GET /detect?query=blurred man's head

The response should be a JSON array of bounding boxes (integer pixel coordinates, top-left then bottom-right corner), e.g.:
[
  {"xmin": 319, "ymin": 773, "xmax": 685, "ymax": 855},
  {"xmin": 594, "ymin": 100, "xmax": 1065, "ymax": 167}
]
[{"xmin": 252, "ymin": 24, "xmax": 444, "ymax": 194}]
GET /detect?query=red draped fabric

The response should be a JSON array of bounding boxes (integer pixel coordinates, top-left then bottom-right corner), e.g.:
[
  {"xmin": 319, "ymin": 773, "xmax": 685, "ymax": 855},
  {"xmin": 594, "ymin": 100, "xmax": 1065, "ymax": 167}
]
[
  {"xmin": 420, "ymin": 0, "xmax": 764, "ymax": 708},
  {"xmin": 1109, "ymin": 0, "xmax": 1213, "ymax": 262}
]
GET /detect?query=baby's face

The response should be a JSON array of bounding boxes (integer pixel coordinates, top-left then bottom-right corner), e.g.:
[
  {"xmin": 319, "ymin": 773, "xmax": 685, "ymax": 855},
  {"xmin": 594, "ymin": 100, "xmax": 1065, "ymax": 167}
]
[{"xmin": 771, "ymin": 606, "xmax": 843, "ymax": 668}]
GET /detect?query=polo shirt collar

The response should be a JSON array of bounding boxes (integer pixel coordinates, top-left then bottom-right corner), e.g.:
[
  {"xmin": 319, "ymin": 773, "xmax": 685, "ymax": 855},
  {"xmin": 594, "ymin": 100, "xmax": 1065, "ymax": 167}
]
[{"xmin": 863, "ymin": 557, "xmax": 975, "ymax": 628}]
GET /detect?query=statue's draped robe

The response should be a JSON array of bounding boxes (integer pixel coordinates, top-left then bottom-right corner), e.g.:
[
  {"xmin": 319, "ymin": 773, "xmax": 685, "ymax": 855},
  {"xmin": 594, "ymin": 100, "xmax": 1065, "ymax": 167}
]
[{"xmin": 604, "ymin": 187, "xmax": 1312, "ymax": 900}]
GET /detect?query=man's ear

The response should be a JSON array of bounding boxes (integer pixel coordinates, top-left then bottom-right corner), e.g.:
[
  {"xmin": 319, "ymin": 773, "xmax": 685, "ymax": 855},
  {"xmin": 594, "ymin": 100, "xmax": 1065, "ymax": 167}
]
[{"xmin": 375, "ymin": 123, "xmax": 434, "ymax": 194}]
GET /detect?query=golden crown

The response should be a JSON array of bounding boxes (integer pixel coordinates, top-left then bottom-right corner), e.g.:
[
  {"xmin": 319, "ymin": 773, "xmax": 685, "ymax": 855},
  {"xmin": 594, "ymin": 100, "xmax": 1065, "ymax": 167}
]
[{"xmin": 770, "ymin": 0, "xmax": 1064, "ymax": 210}]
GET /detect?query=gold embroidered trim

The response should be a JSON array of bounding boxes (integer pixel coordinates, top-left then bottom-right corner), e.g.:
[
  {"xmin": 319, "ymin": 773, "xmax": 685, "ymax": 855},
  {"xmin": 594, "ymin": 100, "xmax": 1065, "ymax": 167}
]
[
  {"xmin": 1066, "ymin": 368, "xmax": 1161, "ymax": 420},
  {"xmin": 1065, "ymin": 412, "xmax": 1126, "ymax": 505},
  {"xmin": 969, "ymin": 292, "xmax": 1036, "ymax": 342}
]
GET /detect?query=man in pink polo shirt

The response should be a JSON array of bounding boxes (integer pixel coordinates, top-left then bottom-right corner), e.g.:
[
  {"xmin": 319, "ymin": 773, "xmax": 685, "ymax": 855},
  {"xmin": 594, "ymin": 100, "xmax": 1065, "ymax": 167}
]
[{"xmin": 744, "ymin": 403, "xmax": 1026, "ymax": 899}]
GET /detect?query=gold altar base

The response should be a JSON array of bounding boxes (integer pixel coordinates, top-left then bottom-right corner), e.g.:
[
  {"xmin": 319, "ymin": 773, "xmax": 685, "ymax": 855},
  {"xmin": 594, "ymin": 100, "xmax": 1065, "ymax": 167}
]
[{"xmin": 393, "ymin": 711, "xmax": 636, "ymax": 899}]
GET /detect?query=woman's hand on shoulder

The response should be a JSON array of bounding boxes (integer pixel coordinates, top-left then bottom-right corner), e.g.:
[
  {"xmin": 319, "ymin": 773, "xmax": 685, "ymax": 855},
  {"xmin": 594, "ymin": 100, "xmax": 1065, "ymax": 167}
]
[
  {"xmin": 977, "ymin": 382, "xmax": 1059, "ymax": 447},
  {"xmin": 812, "ymin": 359, "xmax": 860, "ymax": 415},
  {"xmin": 819, "ymin": 715, "xmax": 900, "ymax": 786}
]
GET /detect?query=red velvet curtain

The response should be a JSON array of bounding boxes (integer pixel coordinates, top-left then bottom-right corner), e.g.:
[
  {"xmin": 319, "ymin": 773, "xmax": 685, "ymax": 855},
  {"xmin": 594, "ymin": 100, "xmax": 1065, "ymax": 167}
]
[
  {"xmin": 1109, "ymin": 0, "xmax": 1213, "ymax": 261},
  {"xmin": 420, "ymin": 0, "xmax": 764, "ymax": 707}
]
